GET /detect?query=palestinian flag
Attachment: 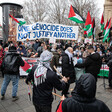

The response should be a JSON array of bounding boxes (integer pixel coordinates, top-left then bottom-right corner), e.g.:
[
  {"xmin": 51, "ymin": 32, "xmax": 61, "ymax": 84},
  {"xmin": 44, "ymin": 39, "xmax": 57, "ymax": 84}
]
[
  {"xmin": 21, "ymin": 60, "xmax": 32, "ymax": 73},
  {"xmin": 0, "ymin": 24, "xmax": 2, "ymax": 29},
  {"xmin": 56, "ymin": 101, "xmax": 63, "ymax": 112},
  {"xmin": 84, "ymin": 30, "xmax": 87, "ymax": 38},
  {"xmin": 98, "ymin": 64, "xmax": 109, "ymax": 77},
  {"xmin": 103, "ymin": 20, "xmax": 108, "ymax": 35},
  {"xmin": 92, "ymin": 17, "xmax": 95, "ymax": 39},
  {"xmin": 100, "ymin": 14, "xmax": 104, "ymax": 32},
  {"xmin": 84, "ymin": 11, "xmax": 93, "ymax": 37},
  {"xmin": 68, "ymin": 5, "xmax": 85, "ymax": 23},
  {"xmin": 9, "ymin": 14, "xmax": 26, "ymax": 25},
  {"xmin": 103, "ymin": 19, "xmax": 111, "ymax": 43}
]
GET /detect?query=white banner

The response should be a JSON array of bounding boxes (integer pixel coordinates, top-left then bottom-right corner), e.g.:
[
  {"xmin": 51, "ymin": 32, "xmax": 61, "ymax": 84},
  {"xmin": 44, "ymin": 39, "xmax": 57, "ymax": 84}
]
[
  {"xmin": 84, "ymin": 38, "xmax": 92, "ymax": 44},
  {"xmin": 17, "ymin": 22, "xmax": 79, "ymax": 41}
]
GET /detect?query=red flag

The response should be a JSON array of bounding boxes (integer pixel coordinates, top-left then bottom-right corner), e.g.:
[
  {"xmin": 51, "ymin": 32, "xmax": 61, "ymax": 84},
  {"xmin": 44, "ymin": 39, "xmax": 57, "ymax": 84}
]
[
  {"xmin": 104, "ymin": 20, "xmax": 108, "ymax": 30},
  {"xmin": 56, "ymin": 101, "xmax": 63, "ymax": 112},
  {"xmin": 9, "ymin": 14, "xmax": 20, "ymax": 24},
  {"xmin": 85, "ymin": 11, "xmax": 92, "ymax": 26},
  {"xmin": 68, "ymin": 5, "xmax": 76, "ymax": 18},
  {"xmin": 101, "ymin": 14, "xmax": 104, "ymax": 25},
  {"xmin": 108, "ymin": 18, "xmax": 111, "ymax": 29}
]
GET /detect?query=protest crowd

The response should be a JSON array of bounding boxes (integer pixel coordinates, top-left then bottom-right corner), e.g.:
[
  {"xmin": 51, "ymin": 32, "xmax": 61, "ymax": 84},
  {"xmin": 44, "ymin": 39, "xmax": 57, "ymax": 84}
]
[{"xmin": 0, "ymin": 38, "xmax": 112, "ymax": 112}]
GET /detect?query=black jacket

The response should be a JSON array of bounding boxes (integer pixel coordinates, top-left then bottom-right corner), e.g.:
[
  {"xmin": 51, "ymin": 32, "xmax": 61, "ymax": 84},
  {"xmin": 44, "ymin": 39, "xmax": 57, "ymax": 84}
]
[
  {"xmin": 26, "ymin": 65, "xmax": 66, "ymax": 106},
  {"xmin": 62, "ymin": 52, "xmax": 75, "ymax": 83},
  {"xmin": 2, "ymin": 52, "xmax": 24, "ymax": 75},
  {"xmin": 75, "ymin": 53, "xmax": 102, "ymax": 81},
  {"xmin": 56, "ymin": 73, "xmax": 110, "ymax": 112}
]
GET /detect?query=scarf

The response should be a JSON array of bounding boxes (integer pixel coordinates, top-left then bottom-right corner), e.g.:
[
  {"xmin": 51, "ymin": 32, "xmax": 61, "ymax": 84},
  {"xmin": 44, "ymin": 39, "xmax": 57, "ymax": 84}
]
[
  {"xmin": 65, "ymin": 49, "xmax": 73, "ymax": 64},
  {"xmin": 34, "ymin": 50, "xmax": 53, "ymax": 86}
]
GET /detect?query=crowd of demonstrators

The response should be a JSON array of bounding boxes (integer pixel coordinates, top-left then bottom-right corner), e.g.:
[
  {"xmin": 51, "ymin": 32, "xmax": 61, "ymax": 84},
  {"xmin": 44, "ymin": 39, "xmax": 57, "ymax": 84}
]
[
  {"xmin": 1, "ymin": 39, "xmax": 112, "ymax": 87},
  {"xmin": 0, "ymin": 38, "xmax": 112, "ymax": 111},
  {"xmin": 0, "ymin": 40, "xmax": 112, "ymax": 82}
]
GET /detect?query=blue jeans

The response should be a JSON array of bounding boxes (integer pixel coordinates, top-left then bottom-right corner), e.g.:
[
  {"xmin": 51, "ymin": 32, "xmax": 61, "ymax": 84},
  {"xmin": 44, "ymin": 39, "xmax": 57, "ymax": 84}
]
[{"xmin": 1, "ymin": 74, "xmax": 19, "ymax": 97}]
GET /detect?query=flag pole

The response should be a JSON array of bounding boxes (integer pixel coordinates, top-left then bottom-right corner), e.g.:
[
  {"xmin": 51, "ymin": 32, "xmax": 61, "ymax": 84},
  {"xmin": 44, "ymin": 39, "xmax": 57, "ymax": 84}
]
[{"xmin": 53, "ymin": 66, "xmax": 64, "ymax": 78}]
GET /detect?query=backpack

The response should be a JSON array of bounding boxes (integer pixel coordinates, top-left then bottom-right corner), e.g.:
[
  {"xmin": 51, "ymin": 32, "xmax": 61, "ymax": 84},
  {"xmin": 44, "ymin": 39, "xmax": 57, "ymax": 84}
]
[{"xmin": 3, "ymin": 54, "xmax": 18, "ymax": 74}]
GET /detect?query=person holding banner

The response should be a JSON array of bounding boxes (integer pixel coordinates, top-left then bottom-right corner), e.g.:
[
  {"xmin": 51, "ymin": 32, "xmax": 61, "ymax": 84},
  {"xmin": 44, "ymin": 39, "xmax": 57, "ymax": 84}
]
[{"xmin": 25, "ymin": 50, "xmax": 69, "ymax": 112}]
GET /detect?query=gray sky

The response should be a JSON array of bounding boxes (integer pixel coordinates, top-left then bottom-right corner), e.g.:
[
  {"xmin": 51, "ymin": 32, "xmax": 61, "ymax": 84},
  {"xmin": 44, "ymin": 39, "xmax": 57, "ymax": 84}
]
[{"xmin": 0, "ymin": 0, "xmax": 105, "ymax": 25}]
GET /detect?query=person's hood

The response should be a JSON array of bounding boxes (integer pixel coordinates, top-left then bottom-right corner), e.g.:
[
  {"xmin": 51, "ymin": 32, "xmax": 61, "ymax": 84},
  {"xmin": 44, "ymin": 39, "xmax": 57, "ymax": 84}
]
[
  {"xmin": 88, "ymin": 52, "xmax": 100, "ymax": 61},
  {"xmin": 72, "ymin": 73, "xmax": 96, "ymax": 103},
  {"xmin": 19, "ymin": 45, "xmax": 26, "ymax": 53}
]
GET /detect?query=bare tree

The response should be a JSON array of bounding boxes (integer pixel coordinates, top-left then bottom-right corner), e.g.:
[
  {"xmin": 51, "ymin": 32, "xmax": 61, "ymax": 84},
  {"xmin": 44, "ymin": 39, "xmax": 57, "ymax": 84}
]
[
  {"xmin": 47, "ymin": 0, "xmax": 74, "ymax": 25},
  {"xmin": 22, "ymin": 0, "xmax": 48, "ymax": 24},
  {"xmin": 22, "ymin": 0, "xmax": 100, "ymax": 37}
]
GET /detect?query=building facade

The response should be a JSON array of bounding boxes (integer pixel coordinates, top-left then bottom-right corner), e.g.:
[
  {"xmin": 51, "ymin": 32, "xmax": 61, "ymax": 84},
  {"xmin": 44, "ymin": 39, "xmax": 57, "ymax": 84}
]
[{"xmin": 104, "ymin": 0, "xmax": 112, "ymax": 24}]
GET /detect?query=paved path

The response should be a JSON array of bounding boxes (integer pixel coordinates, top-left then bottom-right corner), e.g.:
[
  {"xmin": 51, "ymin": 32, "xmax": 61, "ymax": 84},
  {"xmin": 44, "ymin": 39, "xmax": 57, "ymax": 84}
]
[{"xmin": 0, "ymin": 77, "xmax": 112, "ymax": 112}]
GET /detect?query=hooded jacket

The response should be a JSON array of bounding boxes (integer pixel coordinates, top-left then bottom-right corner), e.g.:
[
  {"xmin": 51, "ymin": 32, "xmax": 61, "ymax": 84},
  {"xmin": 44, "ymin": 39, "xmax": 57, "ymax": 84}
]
[
  {"xmin": 56, "ymin": 74, "xmax": 110, "ymax": 112},
  {"xmin": 17, "ymin": 45, "xmax": 27, "ymax": 57},
  {"xmin": 75, "ymin": 52, "xmax": 102, "ymax": 81}
]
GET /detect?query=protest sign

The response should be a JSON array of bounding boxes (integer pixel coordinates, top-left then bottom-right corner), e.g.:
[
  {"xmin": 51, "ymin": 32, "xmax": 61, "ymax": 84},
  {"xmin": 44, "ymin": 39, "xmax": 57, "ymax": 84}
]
[
  {"xmin": 84, "ymin": 38, "xmax": 92, "ymax": 44},
  {"xmin": 49, "ymin": 37, "xmax": 56, "ymax": 44},
  {"xmin": 17, "ymin": 22, "xmax": 79, "ymax": 41},
  {"xmin": 20, "ymin": 57, "xmax": 109, "ymax": 77}
]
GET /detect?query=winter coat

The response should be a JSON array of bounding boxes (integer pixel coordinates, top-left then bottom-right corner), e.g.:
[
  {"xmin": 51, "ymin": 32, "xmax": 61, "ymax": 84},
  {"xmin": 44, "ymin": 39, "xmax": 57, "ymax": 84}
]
[
  {"xmin": 50, "ymin": 52, "xmax": 61, "ymax": 72},
  {"xmin": 75, "ymin": 53, "xmax": 102, "ymax": 81},
  {"xmin": 56, "ymin": 73, "xmax": 110, "ymax": 112},
  {"xmin": 62, "ymin": 52, "xmax": 75, "ymax": 83},
  {"xmin": 26, "ymin": 65, "xmax": 66, "ymax": 106},
  {"xmin": 106, "ymin": 53, "xmax": 112, "ymax": 86},
  {"xmin": 2, "ymin": 51, "xmax": 24, "ymax": 75},
  {"xmin": 0, "ymin": 48, "xmax": 4, "ymax": 67},
  {"xmin": 17, "ymin": 45, "xmax": 27, "ymax": 57},
  {"xmin": 32, "ymin": 42, "xmax": 41, "ymax": 51},
  {"xmin": 37, "ymin": 46, "xmax": 43, "ymax": 57}
]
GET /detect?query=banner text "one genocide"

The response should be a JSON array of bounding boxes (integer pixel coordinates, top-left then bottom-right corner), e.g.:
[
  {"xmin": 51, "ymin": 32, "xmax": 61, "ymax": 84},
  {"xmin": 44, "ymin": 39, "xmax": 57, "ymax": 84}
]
[{"xmin": 17, "ymin": 22, "xmax": 79, "ymax": 41}]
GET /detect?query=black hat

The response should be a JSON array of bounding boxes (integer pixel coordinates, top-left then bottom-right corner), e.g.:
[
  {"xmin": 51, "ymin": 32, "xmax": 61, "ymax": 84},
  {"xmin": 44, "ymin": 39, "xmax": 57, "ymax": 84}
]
[{"xmin": 9, "ymin": 46, "xmax": 17, "ymax": 52}]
